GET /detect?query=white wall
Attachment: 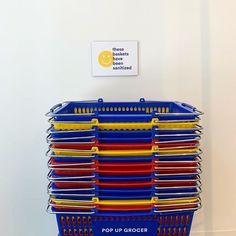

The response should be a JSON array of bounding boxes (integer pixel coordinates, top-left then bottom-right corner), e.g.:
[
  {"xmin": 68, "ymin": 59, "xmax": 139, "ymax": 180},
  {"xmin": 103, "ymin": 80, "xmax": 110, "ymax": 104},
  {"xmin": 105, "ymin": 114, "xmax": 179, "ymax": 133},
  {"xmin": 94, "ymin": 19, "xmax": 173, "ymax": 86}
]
[{"xmin": 0, "ymin": 0, "xmax": 236, "ymax": 235}]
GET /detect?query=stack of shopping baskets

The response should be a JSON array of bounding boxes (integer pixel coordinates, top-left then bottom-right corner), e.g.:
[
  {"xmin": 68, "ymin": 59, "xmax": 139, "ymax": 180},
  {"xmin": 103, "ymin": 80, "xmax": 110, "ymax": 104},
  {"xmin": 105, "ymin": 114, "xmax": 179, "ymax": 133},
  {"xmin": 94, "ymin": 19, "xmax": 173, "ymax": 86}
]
[{"xmin": 46, "ymin": 98, "xmax": 203, "ymax": 236}]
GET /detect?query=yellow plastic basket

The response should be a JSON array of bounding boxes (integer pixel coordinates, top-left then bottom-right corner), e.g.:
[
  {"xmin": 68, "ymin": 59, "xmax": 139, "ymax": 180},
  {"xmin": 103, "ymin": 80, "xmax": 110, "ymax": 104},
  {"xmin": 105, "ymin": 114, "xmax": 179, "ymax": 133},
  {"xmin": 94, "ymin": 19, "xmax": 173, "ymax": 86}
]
[
  {"xmin": 51, "ymin": 118, "xmax": 199, "ymax": 131},
  {"xmin": 50, "ymin": 197, "xmax": 199, "ymax": 207},
  {"xmin": 51, "ymin": 147, "xmax": 199, "ymax": 157}
]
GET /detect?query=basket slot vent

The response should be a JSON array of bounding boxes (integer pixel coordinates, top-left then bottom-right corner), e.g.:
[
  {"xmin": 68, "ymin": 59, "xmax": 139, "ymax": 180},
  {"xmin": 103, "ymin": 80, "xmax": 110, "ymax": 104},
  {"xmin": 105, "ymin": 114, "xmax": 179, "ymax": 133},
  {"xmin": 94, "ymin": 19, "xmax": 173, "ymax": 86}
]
[
  {"xmin": 186, "ymin": 215, "xmax": 190, "ymax": 225},
  {"xmin": 165, "ymin": 215, "xmax": 169, "ymax": 225},
  {"xmin": 77, "ymin": 216, "xmax": 81, "ymax": 226},
  {"xmin": 178, "ymin": 227, "xmax": 182, "ymax": 236},
  {"xmin": 175, "ymin": 216, "xmax": 180, "ymax": 225},
  {"xmin": 159, "ymin": 216, "xmax": 164, "ymax": 225},
  {"xmin": 74, "ymin": 229, "xmax": 78, "ymax": 236},
  {"xmin": 73, "ymin": 105, "xmax": 171, "ymax": 114},
  {"xmin": 183, "ymin": 227, "xmax": 187, "ymax": 236},
  {"xmin": 162, "ymin": 227, "xmax": 166, "ymax": 236},
  {"xmin": 60, "ymin": 216, "xmax": 65, "ymax": 226},
  {"xmin": 88, "ymin": 216, "xmax": 91, "ymax": 226},
  {"xmin": 68, "ymin": 228, "xmax": 72, "ymax": 236},
  {"xmin": 82, "ymin": 216, "xmax": 86, "ymax": 225},
  {"xmin": 173, "ymin": 227, "xmax": 177, "ymax": 236},
  {"xmin": 66, "ymin": 216, "xmax": 71, "ymax": 226},
  {"xmin": 71, "ymin": 216, "xmax": 75, "ymax": 227}
]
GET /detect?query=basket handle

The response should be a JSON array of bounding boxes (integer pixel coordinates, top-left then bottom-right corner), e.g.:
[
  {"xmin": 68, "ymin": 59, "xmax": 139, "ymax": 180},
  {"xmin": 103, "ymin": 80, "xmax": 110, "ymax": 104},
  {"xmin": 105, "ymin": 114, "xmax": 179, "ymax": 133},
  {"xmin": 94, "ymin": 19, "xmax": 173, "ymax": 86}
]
[
  {"xmin": 155, "ymin": 187, "xmax": 202, "ymax": 196},
  {"xmin": 154, "ymin": 175, "xmax": 201, "ymax": 183},
  {"xmin": 181, "ymin": 103, "xmax": 204, "ymax": 115},
  {"xmin": 46, "ymin": 149, "xmax": 96, "ymax": 159},
  {"xmin": 154, "ymin": 137, "xmax": 201, "ymax": 144},
  {"xmin": 154, "ymin": 203, "xmax": 201, "ymax": 213},
  {"xmin": 154, "ymin": 180, "xmax": 202, "ymax": 189},
  {"xmin": 49, "ymin": 118, "xmax": 98, "ymax": 125},
  {"xmin": 154, "ymin": 130, "xmax": 203, "ymax": 138},
  {"xmin": 48, "ymin": 192, "xmax": 96, "ymax": 197},
  {"xmin": 153, "ymin": 149, "xmax": 202, "ymax": 158},
  {"xmin": 47, "ymin": 159, "xmax": 95, "ymax": 168},
  {"xmin": 154, "ymin": 162, "xmax": 201, "ymax": 170},
  {"xmin": 46, "ymin": 205, "xmax": 95, "ymax": 215},
  {"xmin": 47, "ymin": 128, "xmax": 96, "ymax": 134},
  {"xmin": 47, "ymin": 134, "xmax": 96, "ymax": 142},
  {"xmin": 45, "ymin": 103, "xmax": 63, "ymax": 117},
  {"xmin": 47, "ymin": 182, "xmax": 95, "ymax": 193},
  {"xmin": 154, "ymin": 197, "xmax": 201, "ymax": 205},
  {"xmin": 154, "ymin": 169, "xmax": 201, "ymax": 177},
  {"xmin": 153, "ymin": 145, "xmax": 199, "ymax": 151},
  {"xmin": 154, "ymin": 125, "xmax": 203, "ymax": 132},
  {"xmin": 47, "ymin": 170, "xmax": 95, "ymax": 181},
  {"xmin": 154, "ymin": 156, "xmax": 202, "ymax": 164}
]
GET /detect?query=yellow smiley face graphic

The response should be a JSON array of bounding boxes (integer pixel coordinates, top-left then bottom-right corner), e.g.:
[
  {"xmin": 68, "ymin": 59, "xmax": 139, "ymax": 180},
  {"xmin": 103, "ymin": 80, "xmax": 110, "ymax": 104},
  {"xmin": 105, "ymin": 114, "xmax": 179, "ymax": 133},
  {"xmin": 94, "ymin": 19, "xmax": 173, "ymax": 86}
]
[{"xmin": 98, "ymin": 51, "xmax": 113, "ymax": 67}]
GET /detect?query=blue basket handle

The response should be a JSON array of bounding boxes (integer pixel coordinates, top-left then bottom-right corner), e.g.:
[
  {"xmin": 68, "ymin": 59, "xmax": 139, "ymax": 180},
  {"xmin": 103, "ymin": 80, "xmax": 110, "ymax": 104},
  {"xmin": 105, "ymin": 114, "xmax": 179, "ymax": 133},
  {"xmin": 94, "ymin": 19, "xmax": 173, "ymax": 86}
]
[
  {"xmin": 154, "ymin": 187, "xmax": 202, "ymax": 196},
  {"xmin": 153, "ymin": 130, "xmax": 203, "ymax": 138},
  {"xmin": 50, "ymin": 103, "xmax": 63, "ymax": 112},
  {"xmin": 181, "ymin": 103, "xmax": 204, "ymax": 115},
  {"xmin": 45, "ymin": 103, "xmax": 64, "ymax": 116},
  {"xmin": 47, "ymin": 205, "xmax": 95, "ymax": 215},
  {"xmin": 153, "ymin": 137, "xmax": 201, "ymax": 145},
  {"xmin": 46, "ymin": 134, "xmax": 96, "ymax": 142},
  {"xmin": 154, "ymin": 174, "xmax": 201, "ymax": 183},
  {"xmin": 47, "ymin": 127, "xmax": 97, "ymax": 134},
  {"xmin": 49, "ymin": 192, "xmax": 96, "ymax": 198},
  {"xmin": 154, "ymin": 155, "xmax": 202, "ymax": 164}
]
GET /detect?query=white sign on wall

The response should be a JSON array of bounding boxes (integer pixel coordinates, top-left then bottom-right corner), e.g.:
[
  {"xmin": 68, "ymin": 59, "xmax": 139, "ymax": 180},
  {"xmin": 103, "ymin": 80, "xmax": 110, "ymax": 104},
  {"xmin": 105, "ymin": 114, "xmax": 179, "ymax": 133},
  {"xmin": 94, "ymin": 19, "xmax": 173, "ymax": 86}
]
[{"xmin": 91, "ymin": 41, "xmax": 138, "ymax": 77}]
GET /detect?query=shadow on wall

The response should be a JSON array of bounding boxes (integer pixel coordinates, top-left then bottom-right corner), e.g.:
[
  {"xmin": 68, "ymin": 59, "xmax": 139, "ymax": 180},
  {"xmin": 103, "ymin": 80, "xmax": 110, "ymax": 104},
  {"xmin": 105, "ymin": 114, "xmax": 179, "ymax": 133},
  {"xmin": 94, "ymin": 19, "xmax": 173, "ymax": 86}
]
[{"xmin": 199, "ymin": 0, "xmax": 213, "ymax": 234}]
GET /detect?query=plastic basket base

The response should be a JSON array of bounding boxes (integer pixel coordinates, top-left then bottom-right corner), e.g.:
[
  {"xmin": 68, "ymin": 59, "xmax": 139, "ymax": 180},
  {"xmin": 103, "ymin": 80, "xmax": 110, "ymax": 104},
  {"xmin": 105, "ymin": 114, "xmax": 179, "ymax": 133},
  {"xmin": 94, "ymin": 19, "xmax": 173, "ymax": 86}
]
[{"xmin": 56, "ymin": 211, "xmax": 194, "ymax": 236}]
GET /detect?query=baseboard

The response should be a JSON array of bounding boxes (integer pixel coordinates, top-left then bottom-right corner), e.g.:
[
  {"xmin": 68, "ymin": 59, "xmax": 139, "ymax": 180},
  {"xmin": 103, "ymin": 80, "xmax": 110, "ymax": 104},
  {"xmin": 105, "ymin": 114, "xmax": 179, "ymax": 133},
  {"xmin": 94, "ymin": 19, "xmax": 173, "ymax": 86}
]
[{"xmin": 191, "ymin": 230, "xmax": 236, "ymax": 236}]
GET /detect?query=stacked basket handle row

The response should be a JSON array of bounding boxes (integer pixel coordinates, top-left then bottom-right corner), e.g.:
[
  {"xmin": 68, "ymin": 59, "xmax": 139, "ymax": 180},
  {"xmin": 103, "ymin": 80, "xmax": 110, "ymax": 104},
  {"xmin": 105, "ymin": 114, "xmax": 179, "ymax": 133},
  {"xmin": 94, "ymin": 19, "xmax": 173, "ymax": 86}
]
[{"xmin": 46, "ymin": 98, "xmax": 203, "ymax": 236}]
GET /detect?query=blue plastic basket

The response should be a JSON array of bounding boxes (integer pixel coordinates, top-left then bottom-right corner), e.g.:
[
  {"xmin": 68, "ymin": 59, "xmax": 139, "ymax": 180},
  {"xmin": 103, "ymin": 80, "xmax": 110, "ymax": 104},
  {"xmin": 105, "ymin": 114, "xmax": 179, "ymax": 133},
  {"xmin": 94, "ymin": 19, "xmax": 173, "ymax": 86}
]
[
  {"xmin": 47, "ymin": 208, "xmax": 198, "ymax": 236},
  {"xmin": 47, "ymin": 127, "xmax": 202, "ymax": 143},
  {"xmin": 46, "ymin": 98, "xmax": 202, "ymax": 122}
]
